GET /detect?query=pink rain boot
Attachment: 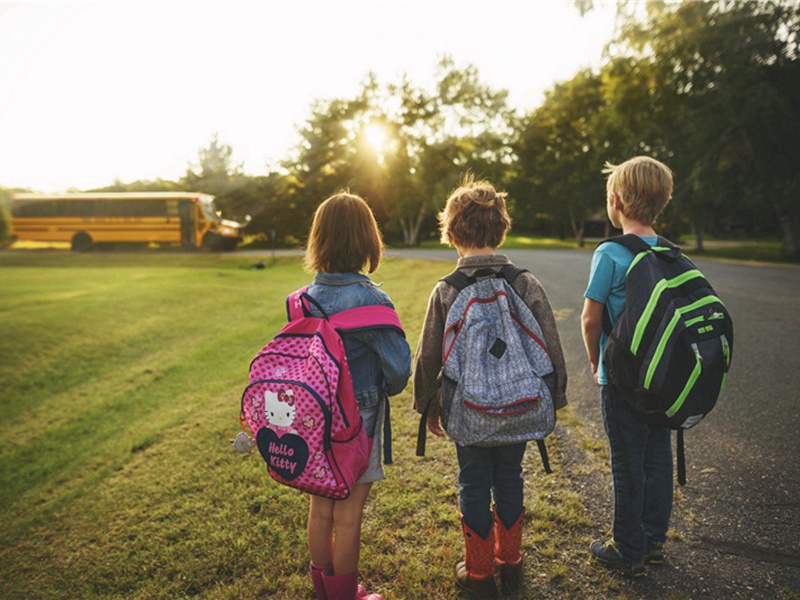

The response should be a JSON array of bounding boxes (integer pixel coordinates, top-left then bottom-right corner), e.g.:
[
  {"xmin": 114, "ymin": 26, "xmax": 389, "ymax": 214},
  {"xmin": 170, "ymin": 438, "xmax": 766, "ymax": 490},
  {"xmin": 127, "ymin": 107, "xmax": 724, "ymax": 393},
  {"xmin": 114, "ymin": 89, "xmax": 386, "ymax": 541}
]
[
  {"xmin": 310, "ymin": 562, "xmax": 329, "ymax": 599},
  {"xmin": 322, "ymin": 571, "xmax": 382, "ymax": 600},
  {"xmin": 312, "ymin": 563, "xmax": 368, "ymax": 599}
]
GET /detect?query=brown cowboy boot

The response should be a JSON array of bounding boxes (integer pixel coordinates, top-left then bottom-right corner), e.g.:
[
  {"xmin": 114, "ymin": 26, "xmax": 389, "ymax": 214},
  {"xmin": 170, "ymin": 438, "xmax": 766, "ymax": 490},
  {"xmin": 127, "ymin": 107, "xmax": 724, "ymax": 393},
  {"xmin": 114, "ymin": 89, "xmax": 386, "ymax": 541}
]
[
  {"xmin": 454, "ymin": 517, "xmax": 499, "ymax": 599},
  {"xmin": 493, "ymin": 508, "xmax": 524, "ymax": 595}
]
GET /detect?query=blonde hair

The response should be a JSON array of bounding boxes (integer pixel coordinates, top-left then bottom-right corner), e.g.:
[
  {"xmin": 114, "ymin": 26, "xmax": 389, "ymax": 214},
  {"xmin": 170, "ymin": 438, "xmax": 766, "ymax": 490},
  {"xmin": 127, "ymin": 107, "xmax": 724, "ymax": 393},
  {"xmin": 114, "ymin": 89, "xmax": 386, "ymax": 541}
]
[
  {"xmin": 304, "ymin": 191, "xmax": 384, "ymax": 274},
  {"xmin": 438, "ymin": 174, "xmax": 512, "ymax": 248},
  {"xmin": 604, "ymin": 156, "xmax": 673, "ymax": 226}
]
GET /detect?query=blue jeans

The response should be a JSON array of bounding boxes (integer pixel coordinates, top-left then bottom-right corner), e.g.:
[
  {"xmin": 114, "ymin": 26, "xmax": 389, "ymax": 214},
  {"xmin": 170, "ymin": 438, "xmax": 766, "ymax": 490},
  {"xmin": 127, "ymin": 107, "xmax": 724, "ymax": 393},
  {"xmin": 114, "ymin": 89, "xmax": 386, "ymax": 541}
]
[
  {"xmin": 456, "ymin": 442, "xmax": 527, "ymax": 539},
  {"xmin": 601, "ymin": 385, "xmax": 673, "ymax": 562}
]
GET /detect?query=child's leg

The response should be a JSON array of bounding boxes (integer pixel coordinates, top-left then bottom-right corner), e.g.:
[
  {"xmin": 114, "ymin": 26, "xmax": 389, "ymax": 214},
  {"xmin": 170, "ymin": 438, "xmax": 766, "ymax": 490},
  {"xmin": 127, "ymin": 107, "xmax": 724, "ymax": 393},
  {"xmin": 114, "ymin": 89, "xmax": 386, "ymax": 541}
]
[
  {"xmin": 308, "ymin": 495, "xmax": 335, "ymax": 567},
  {"xmin": 601, "ymin": 385, "xmax": 648, "ymax": 563},
  {"xmin": 491, "ymin": 442, "xmax": 527, "ymax": 594},
  {"xmin": 490, "ymin": 442, "xmax": 527, "ymax": 528},
  {"xmin": 454, "ymin": 444, "xmax": 499, "ymax": 597},
  {"xmin": 331, "ymin": 482, "xmax": 373, "ymax": 575},
  {"xmin": 455, "ymin": 444, "xmax": 493, "ymax": 536},
  {"xmin": 642, "ymin": 426, "xmax": 673, "ymax": 545}
]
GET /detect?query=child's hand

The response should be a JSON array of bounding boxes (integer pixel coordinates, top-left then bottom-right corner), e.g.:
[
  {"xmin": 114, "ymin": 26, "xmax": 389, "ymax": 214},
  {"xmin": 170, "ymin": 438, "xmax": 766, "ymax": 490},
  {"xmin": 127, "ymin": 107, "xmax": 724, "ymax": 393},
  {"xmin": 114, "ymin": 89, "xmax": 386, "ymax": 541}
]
[
  {"xmin": 427, "ymin": 414, "xmax": 446, "ymax": 437},
  {"xmin": 591, "ymin": 362, "xmax": 600, "ymax": 386}
]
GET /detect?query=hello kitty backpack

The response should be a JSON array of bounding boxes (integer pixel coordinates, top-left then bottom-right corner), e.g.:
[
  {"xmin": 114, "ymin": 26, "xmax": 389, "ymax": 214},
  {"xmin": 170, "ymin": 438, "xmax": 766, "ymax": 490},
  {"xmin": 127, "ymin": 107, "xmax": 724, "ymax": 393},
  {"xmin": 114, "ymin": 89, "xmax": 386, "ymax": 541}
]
[{"xmin": 240, "ymin": 286, "xmax": 404, "ymax": 499}]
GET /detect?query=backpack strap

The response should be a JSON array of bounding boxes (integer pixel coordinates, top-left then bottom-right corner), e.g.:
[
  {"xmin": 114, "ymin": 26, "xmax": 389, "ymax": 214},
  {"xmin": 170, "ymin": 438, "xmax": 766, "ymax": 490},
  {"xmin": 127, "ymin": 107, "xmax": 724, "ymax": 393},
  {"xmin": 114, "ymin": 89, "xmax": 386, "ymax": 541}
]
[
  {"xmin": 286, "ymin": 287, "xmax": 308, "ymax": 321},
  {"xmin": 600, "ymin": 234, "xmax": 652, "ymax": 256},
  {"xmin": 416, "ymin": 405, "xmax": 430, "ymax": 457},
  {"xmin": 599, "ymin": 235, "xmax": 667, "ymax": 335},
  {"xmin": 536, "ymin": 439, "xmax": 553, "ymax": 475},
  {"xmin": 602, "ymin": 234, "xmax": 682, "ymax": 261},
  {"xmin": 441, "ymin": 269, "xmax": 474, "ymax": 292},
  {"xmin": 328, "ymin": 304, "xmax": 405, "ymax": 335},
  {"xmin": 677, "ymin": 428, "xmax": 687, "ymax": 486},
  {"xmin": 287, "ymin": 288, "xmax": 403, "ymax": 335},
  {"xmin": 499, "ymin": 264, "xmax": 529, "ymax": 285},
  {"xmin": 441, "ymin": 264, "xmax": 529, "ymax": 292},
  {"xmin": 286, "ymin": 286, "xmax": 331, "ymax": 321}
]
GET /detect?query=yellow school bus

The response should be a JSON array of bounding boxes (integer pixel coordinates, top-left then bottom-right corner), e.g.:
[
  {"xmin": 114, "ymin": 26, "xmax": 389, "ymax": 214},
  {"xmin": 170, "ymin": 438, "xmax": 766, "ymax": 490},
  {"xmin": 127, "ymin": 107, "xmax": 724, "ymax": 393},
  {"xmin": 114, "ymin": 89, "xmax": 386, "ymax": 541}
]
[{"xmin": 10, "ymin": 192, "xmax": 250, "ymax": 251}]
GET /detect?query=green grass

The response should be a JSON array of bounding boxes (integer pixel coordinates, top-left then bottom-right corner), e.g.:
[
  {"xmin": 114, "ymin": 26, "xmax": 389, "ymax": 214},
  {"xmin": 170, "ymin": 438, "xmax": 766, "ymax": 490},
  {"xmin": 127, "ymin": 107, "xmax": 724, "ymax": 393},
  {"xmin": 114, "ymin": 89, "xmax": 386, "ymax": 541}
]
[
  {"xmin": 680, "ymin": 240, "xmax": 788, "ymax": 263},
  {"xmin": 0, "ymin": 252, "xmax": 630, "ymax": 599}
]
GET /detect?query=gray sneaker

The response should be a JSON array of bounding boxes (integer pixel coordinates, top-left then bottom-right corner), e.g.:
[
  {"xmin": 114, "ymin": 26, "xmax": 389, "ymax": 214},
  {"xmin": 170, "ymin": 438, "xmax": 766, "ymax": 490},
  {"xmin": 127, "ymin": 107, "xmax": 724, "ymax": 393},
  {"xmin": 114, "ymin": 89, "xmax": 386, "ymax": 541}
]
[
  {"xmin": 645, "ymin": 541, "xmax": 665, "ymax": 565},
  {"xmin": 590, "ymin": 539, "xmax": 645, "ymax": 578}
]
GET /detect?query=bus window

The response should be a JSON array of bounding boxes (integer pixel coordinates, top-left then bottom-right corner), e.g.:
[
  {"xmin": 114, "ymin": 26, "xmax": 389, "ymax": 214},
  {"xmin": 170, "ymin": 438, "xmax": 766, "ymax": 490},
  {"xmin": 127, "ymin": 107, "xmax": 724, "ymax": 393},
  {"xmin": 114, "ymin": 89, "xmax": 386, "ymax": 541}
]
[
  {"xmin": 64, "ymin": 200, "xmax": 96, "ymax": 217},
  {"xmin": 167, "ymin": 200, "xmax": 179, "ymax": 219},
  {"xmin": 14, "ymin": 200, "xmax": 63, "ymax": 217}
]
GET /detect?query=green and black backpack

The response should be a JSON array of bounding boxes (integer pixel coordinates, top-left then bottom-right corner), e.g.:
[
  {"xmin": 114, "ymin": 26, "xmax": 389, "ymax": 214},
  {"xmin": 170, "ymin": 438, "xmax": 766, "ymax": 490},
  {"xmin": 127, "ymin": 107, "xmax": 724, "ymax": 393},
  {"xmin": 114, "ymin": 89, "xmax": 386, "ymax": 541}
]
[{"xmin": 602, "ymin": 235, "xmax": 733, "ymax": 484}]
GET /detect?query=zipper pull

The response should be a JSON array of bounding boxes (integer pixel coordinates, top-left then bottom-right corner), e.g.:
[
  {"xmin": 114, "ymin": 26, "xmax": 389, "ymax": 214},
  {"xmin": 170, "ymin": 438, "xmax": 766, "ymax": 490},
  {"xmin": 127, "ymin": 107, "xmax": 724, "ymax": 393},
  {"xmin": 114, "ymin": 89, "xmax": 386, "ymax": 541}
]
[
  {"xmin": 692, "ymin": 343, "xmax": 702, "ymax": 363},
  {"xmin": 721, "ymin": 335, "xmax": 731, "ymax": 365}
]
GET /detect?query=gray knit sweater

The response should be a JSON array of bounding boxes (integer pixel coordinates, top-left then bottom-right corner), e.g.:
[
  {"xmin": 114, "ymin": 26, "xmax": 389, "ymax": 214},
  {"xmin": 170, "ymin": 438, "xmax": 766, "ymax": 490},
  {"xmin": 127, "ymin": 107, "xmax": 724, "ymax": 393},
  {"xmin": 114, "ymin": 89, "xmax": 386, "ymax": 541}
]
[{"xmin": 412, "ymin": 254, "xmax": 568, "ymax": 417}]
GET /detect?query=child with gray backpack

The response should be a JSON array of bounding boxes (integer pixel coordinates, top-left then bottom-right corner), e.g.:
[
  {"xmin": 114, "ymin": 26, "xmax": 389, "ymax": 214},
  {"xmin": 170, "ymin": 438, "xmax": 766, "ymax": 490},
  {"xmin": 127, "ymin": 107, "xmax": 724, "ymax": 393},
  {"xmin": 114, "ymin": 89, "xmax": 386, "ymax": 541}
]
[{"xmin": 413, "ymin": 175, "xmax": 568, "ymax": 599}]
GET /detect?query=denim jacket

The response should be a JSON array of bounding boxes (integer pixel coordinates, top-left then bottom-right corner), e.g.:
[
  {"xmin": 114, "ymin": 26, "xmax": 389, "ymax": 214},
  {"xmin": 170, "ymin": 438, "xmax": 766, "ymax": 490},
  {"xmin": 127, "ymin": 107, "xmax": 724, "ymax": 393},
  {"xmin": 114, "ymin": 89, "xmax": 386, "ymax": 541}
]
[{"xmin": 306, "ymin": 272, "xmax": 412, "ymax": 410}]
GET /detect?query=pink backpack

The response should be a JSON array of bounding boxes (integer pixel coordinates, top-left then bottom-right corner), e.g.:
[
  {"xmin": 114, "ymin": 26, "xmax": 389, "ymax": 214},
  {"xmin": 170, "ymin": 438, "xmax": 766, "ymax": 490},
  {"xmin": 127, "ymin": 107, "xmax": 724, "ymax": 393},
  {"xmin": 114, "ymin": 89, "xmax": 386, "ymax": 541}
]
[{"xmin": 240, "ymin": 287, "xmax": 404, "ymax": 499}]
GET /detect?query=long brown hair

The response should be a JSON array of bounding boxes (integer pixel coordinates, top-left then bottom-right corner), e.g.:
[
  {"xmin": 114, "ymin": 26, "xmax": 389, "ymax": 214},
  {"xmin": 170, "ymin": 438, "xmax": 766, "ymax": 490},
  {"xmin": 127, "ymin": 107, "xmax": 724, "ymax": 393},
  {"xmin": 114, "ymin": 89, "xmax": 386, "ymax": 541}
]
[{"xmin": 304, "ymin": 192, "xmax": 384, "ymax": 274}]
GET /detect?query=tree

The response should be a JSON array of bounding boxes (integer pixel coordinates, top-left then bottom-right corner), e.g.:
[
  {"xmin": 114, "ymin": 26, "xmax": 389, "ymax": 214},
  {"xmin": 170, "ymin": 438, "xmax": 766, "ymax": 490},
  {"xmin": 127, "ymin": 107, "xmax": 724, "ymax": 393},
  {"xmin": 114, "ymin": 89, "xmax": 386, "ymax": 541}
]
[
  {"xmin": 513, "ymin": 69, "xmax": 610, "ymax": 246},
  {"xmin": 391, "ymin": 58, "xmax": 516, "ymax": 245},
  {"xmin": 182, "ymin": 133, "xmax": 249, "ymax": 217},
  {"xmin": 284, "ymin": 59, "xmax": 516, "ymax": 246},
  {"xmin": 608, "ymin": 0, "xmax": 800, "ymax": 256},
  {"xmin": 0, "ymin": 187, "xmax": 14, "ymax": 248}
]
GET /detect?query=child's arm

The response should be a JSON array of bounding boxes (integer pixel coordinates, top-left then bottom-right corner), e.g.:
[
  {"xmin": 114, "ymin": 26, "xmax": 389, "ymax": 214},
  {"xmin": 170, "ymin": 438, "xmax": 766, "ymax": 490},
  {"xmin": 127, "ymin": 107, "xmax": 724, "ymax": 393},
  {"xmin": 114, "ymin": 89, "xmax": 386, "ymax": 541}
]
[
  {"xmin": 413, "ymin": 285, "xmax": 447, "ymax": 436},
  {"xmin": 581, "ymin": 297, "xmax": 604, "ymax": 386}
]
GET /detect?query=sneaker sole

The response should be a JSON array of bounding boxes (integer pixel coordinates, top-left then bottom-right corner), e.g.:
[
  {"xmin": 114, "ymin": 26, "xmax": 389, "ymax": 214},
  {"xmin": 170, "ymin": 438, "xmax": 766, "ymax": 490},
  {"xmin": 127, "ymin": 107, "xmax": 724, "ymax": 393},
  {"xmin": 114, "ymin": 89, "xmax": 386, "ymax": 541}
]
[{"xmin": 592, "ymin": 555, "xmax": 645, "ymax": 578}]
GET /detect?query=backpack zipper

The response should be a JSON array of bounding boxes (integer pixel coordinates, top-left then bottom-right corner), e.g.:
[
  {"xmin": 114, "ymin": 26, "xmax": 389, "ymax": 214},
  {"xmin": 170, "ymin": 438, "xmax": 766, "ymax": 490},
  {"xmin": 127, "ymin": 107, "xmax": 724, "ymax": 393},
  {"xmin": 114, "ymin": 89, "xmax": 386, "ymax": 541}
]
[{"xmin": 665, "ymin": 343, "xmax": 702, "ymax": 418}]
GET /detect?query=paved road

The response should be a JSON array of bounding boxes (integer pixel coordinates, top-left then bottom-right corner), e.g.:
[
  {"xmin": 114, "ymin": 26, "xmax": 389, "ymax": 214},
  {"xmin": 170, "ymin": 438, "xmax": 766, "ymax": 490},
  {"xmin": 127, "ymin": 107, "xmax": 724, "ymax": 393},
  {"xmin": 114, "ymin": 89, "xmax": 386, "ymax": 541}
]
[{"xmin": 389, "ymin": 248, "xmax": 800, "ymax": 597}]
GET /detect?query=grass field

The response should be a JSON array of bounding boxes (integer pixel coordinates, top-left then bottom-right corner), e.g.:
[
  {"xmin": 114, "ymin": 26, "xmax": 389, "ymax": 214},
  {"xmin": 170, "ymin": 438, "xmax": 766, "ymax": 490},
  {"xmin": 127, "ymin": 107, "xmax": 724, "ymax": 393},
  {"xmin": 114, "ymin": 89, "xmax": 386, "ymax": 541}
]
[
  {"xmin": 12, "ymin": 234, "xmax": 794, "ymax": 264},
  {"xmin": 0, "ymin": 252, "xmax": 637, "ymax": 599}
]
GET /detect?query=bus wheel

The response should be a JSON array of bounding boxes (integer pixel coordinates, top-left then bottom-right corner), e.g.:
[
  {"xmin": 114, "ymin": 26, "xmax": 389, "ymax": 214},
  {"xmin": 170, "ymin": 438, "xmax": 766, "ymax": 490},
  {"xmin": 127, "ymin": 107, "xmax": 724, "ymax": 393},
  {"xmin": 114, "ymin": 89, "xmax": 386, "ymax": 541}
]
[
  {"xmin": 71, "ymin": 233, "xmax": 94, "ymax": 252},
  {"xmin": 202, "ymin": 232, "xmax": 221, "ymax": 252}
]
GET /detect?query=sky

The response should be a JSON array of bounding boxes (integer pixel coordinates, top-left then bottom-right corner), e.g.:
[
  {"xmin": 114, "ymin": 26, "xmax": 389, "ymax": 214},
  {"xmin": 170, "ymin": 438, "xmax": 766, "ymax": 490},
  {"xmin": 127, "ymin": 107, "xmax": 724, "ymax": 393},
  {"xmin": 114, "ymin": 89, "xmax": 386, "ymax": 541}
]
[{"xmin": 0, "ymin": 1, "xmax": 619, "ymax": 192}]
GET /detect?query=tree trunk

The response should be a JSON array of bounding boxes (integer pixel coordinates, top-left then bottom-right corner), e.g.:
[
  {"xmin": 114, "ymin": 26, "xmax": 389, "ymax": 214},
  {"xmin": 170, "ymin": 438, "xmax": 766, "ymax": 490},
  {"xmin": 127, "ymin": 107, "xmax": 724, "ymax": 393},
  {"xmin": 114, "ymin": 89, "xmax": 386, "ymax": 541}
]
[
  {"xmin": 399, "ymin": 203, "xmax": 427, "ymax": 247},
  {"xmin": 400, "ymin": 218, "xmax": 411, "ymax": 246},
  {"xmin": 777, "ymin": 210, "xmax": 799, "ymax": 261},
  {"xmin": 691, "ymin": 223, "xmax": 705, "ymax": 252},
  {"xmin": 569, "ymin": 210, "xmax": 586, "ymax": 248}
]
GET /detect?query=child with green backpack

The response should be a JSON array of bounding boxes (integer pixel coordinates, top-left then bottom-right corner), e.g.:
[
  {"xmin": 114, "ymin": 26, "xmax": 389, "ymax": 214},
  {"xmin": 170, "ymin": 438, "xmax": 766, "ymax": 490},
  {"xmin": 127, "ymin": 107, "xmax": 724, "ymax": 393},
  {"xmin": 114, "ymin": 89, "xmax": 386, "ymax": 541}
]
[
  {"xmin": 581, "ymin": 156, "xmax": 676, "ymax": 578},
  {"xmin": 582, "ymin": 156, "xmax": 732, "ymax": 578}
]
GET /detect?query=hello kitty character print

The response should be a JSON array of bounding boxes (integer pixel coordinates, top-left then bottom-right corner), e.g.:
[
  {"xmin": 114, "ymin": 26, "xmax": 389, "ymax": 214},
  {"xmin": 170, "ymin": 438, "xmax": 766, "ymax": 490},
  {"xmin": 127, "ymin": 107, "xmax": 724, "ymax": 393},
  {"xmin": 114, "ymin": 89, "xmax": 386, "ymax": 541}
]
[{"xmin": 262, "ymin": 388, "xmax": 297, "ymax": 435}]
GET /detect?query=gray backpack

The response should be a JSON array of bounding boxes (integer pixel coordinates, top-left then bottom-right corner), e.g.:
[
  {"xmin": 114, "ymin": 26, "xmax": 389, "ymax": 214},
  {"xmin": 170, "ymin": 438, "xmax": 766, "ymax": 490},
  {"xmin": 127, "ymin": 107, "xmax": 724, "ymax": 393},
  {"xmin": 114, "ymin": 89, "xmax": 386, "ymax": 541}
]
[{"xmin": 416, "ymin": 266, "xmax": 556, "ymax": 472}]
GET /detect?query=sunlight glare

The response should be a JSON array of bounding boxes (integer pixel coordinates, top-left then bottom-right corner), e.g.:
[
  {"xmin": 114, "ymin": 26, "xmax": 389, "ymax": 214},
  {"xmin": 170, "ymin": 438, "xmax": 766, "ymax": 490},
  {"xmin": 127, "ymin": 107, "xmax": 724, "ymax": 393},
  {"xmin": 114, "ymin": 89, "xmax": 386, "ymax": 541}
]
[{"xmin": 364, "ymin": 124, "xmax": 388, "ymax": 153}]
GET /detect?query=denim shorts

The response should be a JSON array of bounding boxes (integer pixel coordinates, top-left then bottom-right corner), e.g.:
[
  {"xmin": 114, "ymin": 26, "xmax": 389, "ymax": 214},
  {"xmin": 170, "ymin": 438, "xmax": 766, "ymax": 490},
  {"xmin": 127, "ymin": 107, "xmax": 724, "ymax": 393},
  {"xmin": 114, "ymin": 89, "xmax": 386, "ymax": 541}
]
[{"xmin": 356, "ymin": 401, "xmax": 385, "ymax": 484}]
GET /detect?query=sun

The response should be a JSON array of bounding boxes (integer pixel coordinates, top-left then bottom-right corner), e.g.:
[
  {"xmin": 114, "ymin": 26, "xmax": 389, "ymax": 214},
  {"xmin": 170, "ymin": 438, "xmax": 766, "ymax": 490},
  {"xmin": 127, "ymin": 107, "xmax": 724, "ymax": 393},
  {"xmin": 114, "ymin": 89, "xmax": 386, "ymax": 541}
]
[{"xmin": 364, "ymin": 124, "xmax": 388, "ymax": 154}]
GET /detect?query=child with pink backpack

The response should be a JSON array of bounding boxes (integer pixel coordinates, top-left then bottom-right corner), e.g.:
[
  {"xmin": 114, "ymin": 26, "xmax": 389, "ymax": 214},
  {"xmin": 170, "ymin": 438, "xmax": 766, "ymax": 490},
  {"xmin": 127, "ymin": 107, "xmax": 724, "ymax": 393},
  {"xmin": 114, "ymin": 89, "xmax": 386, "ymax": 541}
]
[{"xmin": 242, "ymin": 192, "xmax": 411, "ymax": 600}]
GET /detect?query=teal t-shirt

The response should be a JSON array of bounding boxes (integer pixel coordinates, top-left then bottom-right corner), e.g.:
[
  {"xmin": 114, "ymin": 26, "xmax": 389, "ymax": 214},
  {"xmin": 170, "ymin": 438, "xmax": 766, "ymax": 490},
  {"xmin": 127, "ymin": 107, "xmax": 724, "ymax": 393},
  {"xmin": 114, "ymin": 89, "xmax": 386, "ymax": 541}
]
[{"xmin": 584, "ymin": 236, "xmax": 658, "ymax": 385}]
